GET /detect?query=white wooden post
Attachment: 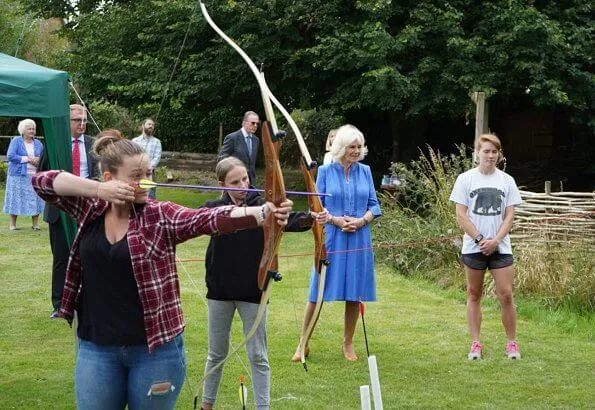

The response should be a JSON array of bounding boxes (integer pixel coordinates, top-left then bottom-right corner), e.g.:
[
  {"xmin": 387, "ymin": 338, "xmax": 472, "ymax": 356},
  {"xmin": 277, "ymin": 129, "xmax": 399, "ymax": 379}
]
[{"xmin": 360, "ymin": 385, "xmax": 372, "ymax": 410}]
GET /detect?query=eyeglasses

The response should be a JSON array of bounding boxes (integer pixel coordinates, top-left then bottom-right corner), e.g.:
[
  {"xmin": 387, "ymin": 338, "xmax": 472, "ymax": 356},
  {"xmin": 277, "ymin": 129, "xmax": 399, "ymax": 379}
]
[
  {"xmin": 71, "ymin": 119, "xmax": 88, "ymax": 124},
  {"xmin": 245, "ymin": 121, "xmax": 260, "ymax": 126}
]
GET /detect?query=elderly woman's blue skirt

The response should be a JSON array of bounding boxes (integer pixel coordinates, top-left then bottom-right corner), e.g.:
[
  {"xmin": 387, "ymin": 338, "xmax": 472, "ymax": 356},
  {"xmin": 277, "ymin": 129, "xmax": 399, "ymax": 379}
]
[{"xmin": 3, "ymin": 174, "xmax": 45, "ymax": 215}]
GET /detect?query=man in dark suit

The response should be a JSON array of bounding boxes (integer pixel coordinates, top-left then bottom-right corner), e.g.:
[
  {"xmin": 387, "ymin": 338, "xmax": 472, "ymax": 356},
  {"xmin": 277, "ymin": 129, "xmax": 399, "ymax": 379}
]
[
  {"xmin": 40, "ymin": 104, "xmax": 99, "ymax": 318},
  {"xmin": 217, "ymin": 111, "xmax": 260, "ymax": 184}
]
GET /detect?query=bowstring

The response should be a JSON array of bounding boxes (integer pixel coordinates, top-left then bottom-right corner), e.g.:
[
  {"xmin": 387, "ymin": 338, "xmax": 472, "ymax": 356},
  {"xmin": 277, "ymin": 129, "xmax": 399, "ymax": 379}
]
[
  {"xmin": 128, "ymin": 205, "xmax": 192, "ymax": 392},
  {"xmin": 175, "ymin": 248, "xmax": 254, "ymax": 394},
  {"xmin": 128, "ymin": 143, "xmax": 195, "ymax": 399},
  {"xmin": 14, "ymin": 15, "xmax": 29, "ymax": 58},
  {"xmin": 68, "ymin": 2, "xmax": 198, "ymax": 133},
  {"xmin": 288, "ymin": 275, "xmax": 302, "ymax": 345},
  {"xmin": 129, "ymin": 191, "xmax": 253, "ymax": 406},
  {"xmin": 154, "ymin": 2, "xmax": 198, "ymax": 124}
]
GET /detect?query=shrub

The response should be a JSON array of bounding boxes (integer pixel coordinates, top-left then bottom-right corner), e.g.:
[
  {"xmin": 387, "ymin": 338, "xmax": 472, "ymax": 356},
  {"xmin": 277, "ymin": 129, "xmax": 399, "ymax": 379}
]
[
  {"xmin": 278, "ymin": 108, "xmax": 344, "ymax": 167},
  {"xmin": 374, "ymin": 201, "xmax": 464, "ymax": 289},
  {"xmin": 374, "ymin": 144, "xmax": 471, "ymax": 287},
  {"xmin": 388, "ymin": 144, "xmax": 472, "ymax": 218},
  {"xmin": 85, "ymin": 99, "xmax": 137, "ymax": 138},
  {"xmin": 0, "ymin": 161, "xmax": 7, "ymax": 185},
  {"xmin": 153, "ymin": 166, "xmax": 218, "ymax": 187}
]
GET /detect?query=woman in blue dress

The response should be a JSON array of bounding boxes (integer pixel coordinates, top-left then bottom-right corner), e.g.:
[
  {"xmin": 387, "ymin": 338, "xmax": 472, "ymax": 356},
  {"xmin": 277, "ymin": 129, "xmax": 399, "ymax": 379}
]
[
  {"xmin": 292, "ymin": 124, "xmax": 381, "ymax": 361},
  {"xmin": 3, "ymin": 119, "xmax": 45, "ymax": 230}
]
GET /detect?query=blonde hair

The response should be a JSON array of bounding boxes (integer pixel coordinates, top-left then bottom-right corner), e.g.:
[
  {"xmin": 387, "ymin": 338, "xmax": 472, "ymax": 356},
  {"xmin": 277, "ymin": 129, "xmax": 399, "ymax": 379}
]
[
  {"xmin": 93, "ymin": 131, "xmax": 144, "ymax": 173},
  {"xmin": 329, "ymin": 124, "xmax": 368, "ymax": 162},
  {"xmin": 215, "ymin": 156, "xmax": 247, "ymax": 183},
  {"xmin": 325, "ymin": 129, "xmax": 337, "ymax": 151},
  {"xmin": 17, "ymin": 119, "xmax": 36, "ymax": 136},
  {"xmin": 475, "ymin": 133, "xmax": 504, "ymax": 164}
]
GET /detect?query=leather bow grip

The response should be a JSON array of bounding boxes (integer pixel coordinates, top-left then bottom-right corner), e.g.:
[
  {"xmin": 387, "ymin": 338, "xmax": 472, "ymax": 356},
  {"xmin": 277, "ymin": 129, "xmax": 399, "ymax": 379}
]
[{"xmin": 257, "ymin": 121, "xmax": 287, "ymax": 289}]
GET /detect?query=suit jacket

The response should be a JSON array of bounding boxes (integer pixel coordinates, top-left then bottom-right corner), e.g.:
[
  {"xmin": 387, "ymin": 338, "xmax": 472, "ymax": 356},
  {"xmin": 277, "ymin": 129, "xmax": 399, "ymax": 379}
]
[
  {"xmin": 40, "ymin": 134, "xmax": 99, "ymax": 223},
  {"xmin": 217, "ymin": 129, "xmax": 259, "ymax": 183}
]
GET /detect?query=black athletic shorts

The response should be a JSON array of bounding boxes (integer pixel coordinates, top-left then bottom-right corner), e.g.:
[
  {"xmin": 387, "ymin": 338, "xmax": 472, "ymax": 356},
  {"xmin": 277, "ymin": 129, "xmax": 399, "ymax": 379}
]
[{"xmin": 461, "ymin": 252, "xmax": 514, "ymax": 271}]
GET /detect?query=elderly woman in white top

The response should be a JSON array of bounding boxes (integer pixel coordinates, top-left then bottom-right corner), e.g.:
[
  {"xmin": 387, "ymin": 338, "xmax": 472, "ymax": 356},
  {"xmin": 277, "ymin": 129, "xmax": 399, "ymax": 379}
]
[{"xmin": 3, "ymin": 119, "xmax": 45, "ymax": 230}]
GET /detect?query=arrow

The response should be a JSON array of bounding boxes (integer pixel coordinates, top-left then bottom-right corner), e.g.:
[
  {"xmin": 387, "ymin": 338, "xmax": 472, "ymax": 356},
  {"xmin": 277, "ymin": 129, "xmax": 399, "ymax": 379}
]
[
  {"xmin": 238, "ymin": 375, "xmax": 248, "ymax": 410},
  {"xmin": 359, "ymin": 301, "xmax": 370, "ymax": 358},
  {"xmin": 359, "ymin": 301, "xmax": 384, "ymax": 410},
  {"xmin": 136, "ymin": 179, "xmax": 331, "ymax": 197}
]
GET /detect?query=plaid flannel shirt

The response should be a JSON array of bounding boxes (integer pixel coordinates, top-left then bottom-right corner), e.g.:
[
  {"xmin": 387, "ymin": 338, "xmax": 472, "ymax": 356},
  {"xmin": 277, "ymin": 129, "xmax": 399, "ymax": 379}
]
[{"xmin": 32, "ymin": 170, "xmax": 253, "ymax": 352}]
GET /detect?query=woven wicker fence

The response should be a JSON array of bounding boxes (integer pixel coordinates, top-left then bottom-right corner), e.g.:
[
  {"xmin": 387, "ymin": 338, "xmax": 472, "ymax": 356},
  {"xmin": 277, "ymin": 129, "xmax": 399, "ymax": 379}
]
[{"xmin": 512, "ymin": 184, "xmax": 595, "ymax": 246}]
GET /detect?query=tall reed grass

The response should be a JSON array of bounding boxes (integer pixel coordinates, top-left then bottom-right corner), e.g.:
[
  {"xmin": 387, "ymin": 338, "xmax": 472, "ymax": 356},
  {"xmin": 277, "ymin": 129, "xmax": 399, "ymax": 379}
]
[
  {"xmin": 514, "ymin": 243, "xmax": 594, "ymax": 312},
  {"xmin": 375, "ymin": 145, "xmax": 594, "ymax": 312}
]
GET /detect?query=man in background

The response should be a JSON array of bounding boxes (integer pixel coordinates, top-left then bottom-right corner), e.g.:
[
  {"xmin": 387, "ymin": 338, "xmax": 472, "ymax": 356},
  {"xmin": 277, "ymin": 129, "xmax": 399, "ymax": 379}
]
[
  {"xmin": 132, "ymin": 118, "xmax": 162, "ymax": 199},
  {"xmin": 217, "ymin": 111, "xmax": 260, "ymax": 185},
  {"xmin": 40, "ymin": 104, "xmax": 99, "ymax": 318}
]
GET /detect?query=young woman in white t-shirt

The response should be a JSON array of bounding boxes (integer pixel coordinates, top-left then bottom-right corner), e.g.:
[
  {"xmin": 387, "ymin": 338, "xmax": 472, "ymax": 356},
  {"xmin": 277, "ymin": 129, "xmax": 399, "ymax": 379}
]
[{"xmin": 450, "ymin": 134, "xmax": 522, "ymax": 361}]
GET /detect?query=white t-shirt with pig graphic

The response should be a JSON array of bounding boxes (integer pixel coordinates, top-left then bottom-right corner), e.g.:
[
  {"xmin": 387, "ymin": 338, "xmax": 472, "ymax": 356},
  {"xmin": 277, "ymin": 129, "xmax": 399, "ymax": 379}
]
[{"xmin": 450, "ymin": 168, "xmax": 522, "ymax": 254}]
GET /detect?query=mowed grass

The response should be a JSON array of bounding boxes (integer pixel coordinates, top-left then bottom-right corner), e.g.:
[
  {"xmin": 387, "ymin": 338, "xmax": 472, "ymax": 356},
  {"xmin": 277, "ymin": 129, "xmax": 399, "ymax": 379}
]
[{"xmin": 0, "ymin": 187, "xmax": 593, "ymax": 409}]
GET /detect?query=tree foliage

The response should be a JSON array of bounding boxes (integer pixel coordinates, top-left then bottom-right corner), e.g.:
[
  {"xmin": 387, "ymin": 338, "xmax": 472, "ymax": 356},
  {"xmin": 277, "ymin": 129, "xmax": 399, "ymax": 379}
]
[
  {"xmin": 0, "ymin": 0, "xmax": 69, "ymax": 136},
  {"xmin": 23, "ymin": 0, "xmax": 135, "ymax": 20},
  {"xmin": 20, "ymin": 0, "xmax": 594, "ymax": 156},
  {"xmin": 0, "ymin": 0, "xmax": 68, "ymax": 66}
]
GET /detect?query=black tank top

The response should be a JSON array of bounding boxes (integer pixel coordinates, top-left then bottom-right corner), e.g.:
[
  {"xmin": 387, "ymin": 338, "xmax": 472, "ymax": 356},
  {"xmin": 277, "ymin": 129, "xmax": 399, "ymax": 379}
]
[{"xmin": 77, "ymin": 214, "xmax": 146, "ymax": 345}]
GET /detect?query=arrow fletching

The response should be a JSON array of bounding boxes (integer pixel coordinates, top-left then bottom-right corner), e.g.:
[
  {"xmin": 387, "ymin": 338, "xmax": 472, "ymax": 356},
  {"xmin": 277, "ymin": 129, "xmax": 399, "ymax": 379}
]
[
  {"xmin": 138, "ymin": 179, "xmax": 158, "ymax": 189},
  {"xmin": 238, "ymin": 375, "xmax": 248, "ymax": 408}
]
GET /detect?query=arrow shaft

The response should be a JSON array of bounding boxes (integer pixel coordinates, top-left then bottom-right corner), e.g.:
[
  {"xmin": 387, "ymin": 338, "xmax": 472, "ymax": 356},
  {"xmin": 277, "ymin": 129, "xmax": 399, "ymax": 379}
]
[
  {"xmin": 144, "ymin": 182, "xmax": 330, "ymax": 197},
  {"xmin": 360, "ymin": 302, "xmax": 371, "ymax": 357}
]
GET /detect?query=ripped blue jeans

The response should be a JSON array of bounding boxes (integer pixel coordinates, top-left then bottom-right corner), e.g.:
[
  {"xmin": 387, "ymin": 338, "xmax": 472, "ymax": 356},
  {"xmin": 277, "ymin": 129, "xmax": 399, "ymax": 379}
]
[{"xmin": 75, "ymin": 334, "xmax": 186, "ymax": 410}]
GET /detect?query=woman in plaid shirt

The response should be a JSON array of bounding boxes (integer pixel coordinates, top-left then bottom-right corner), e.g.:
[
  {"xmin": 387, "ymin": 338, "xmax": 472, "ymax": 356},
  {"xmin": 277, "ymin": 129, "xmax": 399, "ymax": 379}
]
[{"xmin": 32, "ymin": 133, "xmax": 292, "ymax": 410}]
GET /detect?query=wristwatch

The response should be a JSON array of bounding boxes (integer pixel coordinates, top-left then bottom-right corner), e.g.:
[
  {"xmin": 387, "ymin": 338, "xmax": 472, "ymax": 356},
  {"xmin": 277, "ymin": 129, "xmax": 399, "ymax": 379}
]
[
  {"xmin": 258, "ymin": 205, "xmax": 267, "ymax": 224},
  {"xmin": 474, "ymin": 234, "xmax": 484, "ymax": 244}
]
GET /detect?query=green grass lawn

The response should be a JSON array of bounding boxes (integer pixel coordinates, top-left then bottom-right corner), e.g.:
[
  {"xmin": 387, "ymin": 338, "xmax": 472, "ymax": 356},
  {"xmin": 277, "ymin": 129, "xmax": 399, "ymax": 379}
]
[{"xmin": 0, "ymin": 187, "xmax": 593, "ymax": 409}]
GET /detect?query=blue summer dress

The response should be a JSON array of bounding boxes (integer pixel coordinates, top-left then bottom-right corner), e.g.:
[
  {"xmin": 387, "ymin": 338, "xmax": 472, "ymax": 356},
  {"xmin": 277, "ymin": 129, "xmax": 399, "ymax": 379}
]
[{"xmin": 308, "ymin": 162, "xmax": 381, "ymax": 302}]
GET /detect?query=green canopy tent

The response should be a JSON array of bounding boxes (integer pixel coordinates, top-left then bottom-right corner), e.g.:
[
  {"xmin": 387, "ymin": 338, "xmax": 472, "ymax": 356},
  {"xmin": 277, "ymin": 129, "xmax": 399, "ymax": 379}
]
[{"xmin": 0, "ymin": 52, "xmax": 76, "ymax": 244}]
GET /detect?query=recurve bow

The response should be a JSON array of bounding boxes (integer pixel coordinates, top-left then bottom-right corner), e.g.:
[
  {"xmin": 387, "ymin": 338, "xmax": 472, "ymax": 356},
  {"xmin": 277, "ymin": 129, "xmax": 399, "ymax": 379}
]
[{"xmin": 194, "ymin": 3, "xmax": 288, "ymax": 406}]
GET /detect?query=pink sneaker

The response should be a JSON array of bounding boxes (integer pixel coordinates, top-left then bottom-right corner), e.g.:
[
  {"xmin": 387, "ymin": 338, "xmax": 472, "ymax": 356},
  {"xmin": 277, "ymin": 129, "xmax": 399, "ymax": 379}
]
[
  {"xmin": 506, "ymin": 341, "xmax": 521, "ymax": 359},
  {"xmin": 468, "ymin": 341, "xmax": 482, "ymax": 360}
]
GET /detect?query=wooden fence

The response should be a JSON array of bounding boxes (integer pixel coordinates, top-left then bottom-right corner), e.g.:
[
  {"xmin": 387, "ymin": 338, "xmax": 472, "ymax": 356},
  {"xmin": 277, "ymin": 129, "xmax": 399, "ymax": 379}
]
[
  {"xmin": 159, "ymin": 151, "xmax": 217, "ymax": 171},
  {"xmin": 512, "ymin": 182, "xmax": 595, "ymax": 246}
]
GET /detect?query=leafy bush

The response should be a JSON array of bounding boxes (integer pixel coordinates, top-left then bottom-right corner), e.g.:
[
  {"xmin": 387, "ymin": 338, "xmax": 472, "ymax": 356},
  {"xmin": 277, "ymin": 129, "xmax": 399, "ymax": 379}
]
[
  {"xmin": 86, "ymin": 100, "xmax": 137, "ymax": 138},
  {"xmin": 278, "ymin": 108, "xmax": 344, "ymax": 167},
  {"xmin": 374, "ymin": 202, "xmax": 464, "ymax": 288},
  {"xmin": 0, "ymin": 161, "xmax": 7, "ymax": 185},
  {"xmin": 389, "ymin": 144, "xmax": 472, "ymax": 218},
  {"xmin": 374, "ymin": 145, "xmax": 471, "ymax": 286},
  {"xmin": 153, "ymin": 166, "xmax": 218, "ymax": 187}
]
